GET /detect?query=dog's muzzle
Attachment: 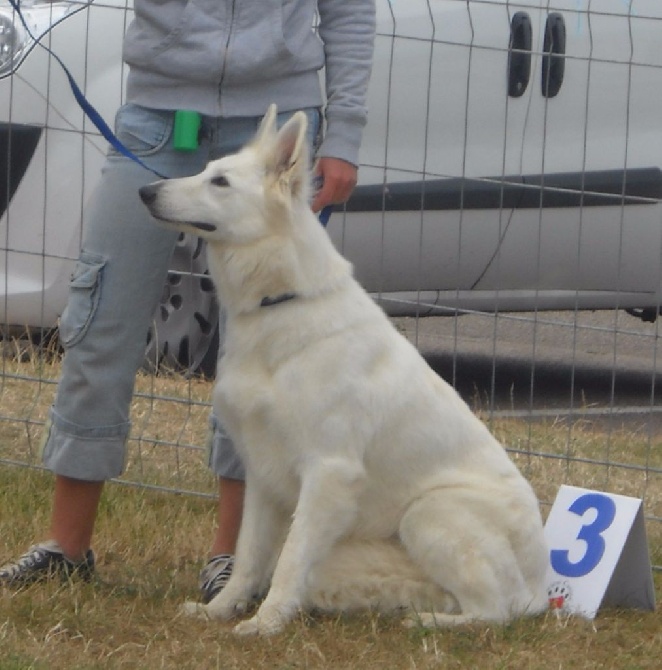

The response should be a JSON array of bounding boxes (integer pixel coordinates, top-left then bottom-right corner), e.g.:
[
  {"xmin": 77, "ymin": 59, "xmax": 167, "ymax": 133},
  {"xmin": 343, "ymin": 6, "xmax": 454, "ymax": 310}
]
[{"xmin": 138, "ymin": 183, "xmax": 217, "ymax": 232}]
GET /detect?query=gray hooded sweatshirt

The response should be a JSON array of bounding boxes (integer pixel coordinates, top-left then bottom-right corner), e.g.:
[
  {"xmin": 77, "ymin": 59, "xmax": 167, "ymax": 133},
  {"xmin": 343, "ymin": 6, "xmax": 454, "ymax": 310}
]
[{"xmin": 122, "ymin": 0, "xmax": 376, "ymax": 166}]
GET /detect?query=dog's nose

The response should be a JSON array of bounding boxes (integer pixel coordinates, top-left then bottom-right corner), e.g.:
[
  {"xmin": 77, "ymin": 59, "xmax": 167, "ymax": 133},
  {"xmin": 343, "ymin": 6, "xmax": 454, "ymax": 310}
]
[{"xmin": 139, "ymin": 183, "xmax": 160, "ymax": 205}]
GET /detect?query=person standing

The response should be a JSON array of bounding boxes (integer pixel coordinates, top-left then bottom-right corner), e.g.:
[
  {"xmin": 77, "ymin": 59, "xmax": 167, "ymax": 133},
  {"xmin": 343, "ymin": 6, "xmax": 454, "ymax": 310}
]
[{"xmin": 0, "ymin": 0, "xmax": 376, "ymax": 604}]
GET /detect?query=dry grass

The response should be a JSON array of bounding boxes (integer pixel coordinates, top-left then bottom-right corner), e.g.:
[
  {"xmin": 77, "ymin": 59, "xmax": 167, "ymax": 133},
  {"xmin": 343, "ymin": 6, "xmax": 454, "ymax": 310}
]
[
  {"xmin": 1, "ymin": 466, "xmax": 660, "ymax": 670},
  {"xmin": 1, "ymin": 346, "xmax": 661, "ymax": 668}
]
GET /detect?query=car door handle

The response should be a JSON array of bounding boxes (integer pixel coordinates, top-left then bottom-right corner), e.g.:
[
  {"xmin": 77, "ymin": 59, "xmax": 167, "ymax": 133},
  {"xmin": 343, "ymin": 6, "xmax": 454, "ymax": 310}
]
[
  {"xmin": 508, "ymin": 11, "xmax": 533, "ymax": 97},
  {"xmin": 542, "ymin": 13, "xmax": 566, "ymax": 97}
]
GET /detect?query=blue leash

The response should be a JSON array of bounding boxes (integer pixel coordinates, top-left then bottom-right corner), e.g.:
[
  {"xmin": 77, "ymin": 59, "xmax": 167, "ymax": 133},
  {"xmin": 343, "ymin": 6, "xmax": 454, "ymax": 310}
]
[
  {"xmin": 8, "ymin": 0, "xmax": 333, "ymax": 223},
  {"xmin": 318, "ymin": 206, "xmax": 333, "ymax": 226}
]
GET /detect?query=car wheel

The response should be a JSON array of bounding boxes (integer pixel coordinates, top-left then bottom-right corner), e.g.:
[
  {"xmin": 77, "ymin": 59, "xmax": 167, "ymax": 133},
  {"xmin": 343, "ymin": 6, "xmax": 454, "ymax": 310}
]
[{"xmin": 144, "ymin": 233, "xmax": 219, "ymax": 376}]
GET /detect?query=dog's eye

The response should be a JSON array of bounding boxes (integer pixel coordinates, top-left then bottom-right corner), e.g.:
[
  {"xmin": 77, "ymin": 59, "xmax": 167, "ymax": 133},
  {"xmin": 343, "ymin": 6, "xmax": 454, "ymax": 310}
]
[{"xmin": 211, "ymin": 176, "xmax": 229, "ymax": 187}]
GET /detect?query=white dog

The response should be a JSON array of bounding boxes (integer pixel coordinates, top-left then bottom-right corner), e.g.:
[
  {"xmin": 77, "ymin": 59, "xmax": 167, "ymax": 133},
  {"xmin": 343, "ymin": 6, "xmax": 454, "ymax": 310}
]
[{"xmin": 139, "ymin": 105, "xmax": 549, "ymax": 636}]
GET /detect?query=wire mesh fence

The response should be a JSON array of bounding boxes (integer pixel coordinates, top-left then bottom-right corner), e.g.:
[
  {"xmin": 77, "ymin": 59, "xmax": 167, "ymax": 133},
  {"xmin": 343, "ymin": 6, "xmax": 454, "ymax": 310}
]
[{"xmin": 1, "ymin": 0, "xmax": 661, "ymax": 572}]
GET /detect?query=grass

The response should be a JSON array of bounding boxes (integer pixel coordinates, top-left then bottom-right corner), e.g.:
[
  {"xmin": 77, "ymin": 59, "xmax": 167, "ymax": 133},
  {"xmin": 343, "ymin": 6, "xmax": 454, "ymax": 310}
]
[
  {"xmin": 1, "ymin": 344, "xmax": 661, "ymax": 668},
  {"xmin": 0, "ymin": 466, "xmax": 660, "ymax": 670}
]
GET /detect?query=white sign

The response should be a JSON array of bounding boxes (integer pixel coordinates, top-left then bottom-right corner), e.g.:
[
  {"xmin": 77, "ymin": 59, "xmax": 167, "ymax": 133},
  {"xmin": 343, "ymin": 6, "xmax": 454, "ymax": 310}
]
[{"xmin": 544, "ymin": 485, "xmax": 655, "ymax": 618}]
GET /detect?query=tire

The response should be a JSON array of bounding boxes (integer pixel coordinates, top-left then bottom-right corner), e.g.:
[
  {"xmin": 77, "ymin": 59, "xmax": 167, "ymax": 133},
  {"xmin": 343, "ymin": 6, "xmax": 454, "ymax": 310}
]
[{"xmin": 144, "ymin": 233, "xmax": 219, "ymax": 376}]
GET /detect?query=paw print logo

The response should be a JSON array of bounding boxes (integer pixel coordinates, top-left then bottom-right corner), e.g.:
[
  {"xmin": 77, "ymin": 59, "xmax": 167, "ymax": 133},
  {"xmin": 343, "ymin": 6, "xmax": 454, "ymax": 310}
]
[{"xmin": 548, "ymin": 581, "xmax": 572, "ymax": 611}]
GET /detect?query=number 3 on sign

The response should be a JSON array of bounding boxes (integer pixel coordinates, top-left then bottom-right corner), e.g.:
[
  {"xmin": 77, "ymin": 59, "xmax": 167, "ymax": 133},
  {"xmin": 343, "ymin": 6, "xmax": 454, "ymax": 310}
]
[
  {"xmin": 550, "ymin": 493, "xmax": 616, "ymax": 578},
  {"xmin": 544, "ymin": 485, "xmax": 654, "ymax": 619}
]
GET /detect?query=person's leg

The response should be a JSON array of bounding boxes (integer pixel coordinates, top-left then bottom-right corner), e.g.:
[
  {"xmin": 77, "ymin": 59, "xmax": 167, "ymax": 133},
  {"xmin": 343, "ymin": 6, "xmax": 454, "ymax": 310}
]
[
  {"xmin": 0, "ymin": 137, "xmax": 181, "ymax": 574},
  {"xmin": 207, "ymin": 412, "xmax": 247, "ymax": 557},
  {"xmin": 212, "ymin": 478, "xmax": 245, "ymax": 556},
  {"xmin": 199, "ymin": 417, "xmax": 246, "ymax": 602},
  {"xmin": 1, "ymin": 106, "xmax": 210, "ymax": 583},
  {"xmin": 50, "ymin": 476, "xmax": 104, "ymax": 561},
  {"xmin": 41, "ymin": 106, "xmax": 209, "ymax": 560}
]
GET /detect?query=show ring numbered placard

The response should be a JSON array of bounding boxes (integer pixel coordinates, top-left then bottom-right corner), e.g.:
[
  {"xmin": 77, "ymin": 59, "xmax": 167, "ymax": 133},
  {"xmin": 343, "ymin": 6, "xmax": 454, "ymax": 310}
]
[{"xmin": 544, "ymin": 485, "xmax": 655, "ymax": 618}]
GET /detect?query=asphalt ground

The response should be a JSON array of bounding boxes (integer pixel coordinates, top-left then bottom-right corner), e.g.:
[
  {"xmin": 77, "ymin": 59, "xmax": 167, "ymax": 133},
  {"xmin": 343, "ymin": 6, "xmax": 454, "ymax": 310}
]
[{"xmin": 395, "ymin": 310, "xmax": 662, "ymax": 426}]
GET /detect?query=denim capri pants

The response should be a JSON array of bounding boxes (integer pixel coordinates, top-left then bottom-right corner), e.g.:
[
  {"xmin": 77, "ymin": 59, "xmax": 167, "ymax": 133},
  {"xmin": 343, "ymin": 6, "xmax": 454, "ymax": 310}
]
[{"xmin": 41, "ymin": 103, "xmax": 322, "ymax": 482}]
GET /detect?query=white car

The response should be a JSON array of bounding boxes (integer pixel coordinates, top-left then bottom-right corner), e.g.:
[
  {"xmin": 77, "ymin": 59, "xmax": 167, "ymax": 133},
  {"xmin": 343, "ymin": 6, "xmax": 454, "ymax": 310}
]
[{"xmin": 2, "ymin": 0, "xmax": 662, "ymax": 373}]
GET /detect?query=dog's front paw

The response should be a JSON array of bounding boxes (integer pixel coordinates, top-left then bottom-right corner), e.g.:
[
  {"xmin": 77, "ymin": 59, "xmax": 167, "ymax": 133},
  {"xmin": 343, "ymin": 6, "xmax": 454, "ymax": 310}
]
[
  {"xmin": 180, "ymin": 593, "xmax": 252, "ymax": 622},
  {"xmin": 232, "ymin": 604, "xmax": 293, "ymax": 636},
  {"xmin": 233, "ymin": 616, "xmax": 267, "ymax": 636},
  {"xmin": 204, "ymin": 593, "xmax": 253, "ymax": 621}
]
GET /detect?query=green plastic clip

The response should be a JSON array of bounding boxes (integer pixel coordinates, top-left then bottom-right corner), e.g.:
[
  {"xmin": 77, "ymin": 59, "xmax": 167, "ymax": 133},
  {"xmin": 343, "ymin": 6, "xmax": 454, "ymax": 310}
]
[{"xmin": 173, "ymin": 110, "xmax": 201, "ymax": 151}]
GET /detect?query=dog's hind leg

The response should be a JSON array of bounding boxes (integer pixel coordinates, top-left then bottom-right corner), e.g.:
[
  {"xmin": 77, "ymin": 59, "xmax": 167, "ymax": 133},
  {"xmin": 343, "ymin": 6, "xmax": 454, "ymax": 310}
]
[
  {"xmin": 307, "ymin": 538, "xmax": 458, "ymax": 616},
  {"xmin": 233, "ymin": 457, "xmax": 366, "ymax": 636},
  {"xmin": 398, "ymin": 490, "xmax": 542, "ymax": 626}
]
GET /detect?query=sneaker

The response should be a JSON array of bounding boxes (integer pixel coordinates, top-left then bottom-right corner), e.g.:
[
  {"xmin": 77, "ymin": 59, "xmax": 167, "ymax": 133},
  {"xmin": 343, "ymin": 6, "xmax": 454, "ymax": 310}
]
[
  {"xmin": 0, "ymin": 540, "xmax": 95, "ymax": 586},
  {"xmin": 199, "ymin": 553, "xmax": 234, "ymax": 604}
]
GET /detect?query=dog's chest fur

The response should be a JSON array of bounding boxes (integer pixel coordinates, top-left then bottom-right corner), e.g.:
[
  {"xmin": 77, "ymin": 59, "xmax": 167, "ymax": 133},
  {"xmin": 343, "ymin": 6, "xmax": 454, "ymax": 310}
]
[{"xmin": 211, "ymin": 316, "xmax": 319, "ymax": 506}]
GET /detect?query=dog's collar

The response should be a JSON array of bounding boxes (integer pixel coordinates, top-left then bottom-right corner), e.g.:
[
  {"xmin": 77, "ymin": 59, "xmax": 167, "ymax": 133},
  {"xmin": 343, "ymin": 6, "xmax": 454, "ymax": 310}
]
[{"xmin": 260, "ymin": 292, "xmax": 297, "ymax": 308}]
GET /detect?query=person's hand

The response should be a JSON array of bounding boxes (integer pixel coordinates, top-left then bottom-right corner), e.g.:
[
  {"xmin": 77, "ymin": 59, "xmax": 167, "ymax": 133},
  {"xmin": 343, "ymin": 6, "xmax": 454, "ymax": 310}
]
[{"xmin": 311, "ymin": 157, "xmax": 358, "ymax": 213}]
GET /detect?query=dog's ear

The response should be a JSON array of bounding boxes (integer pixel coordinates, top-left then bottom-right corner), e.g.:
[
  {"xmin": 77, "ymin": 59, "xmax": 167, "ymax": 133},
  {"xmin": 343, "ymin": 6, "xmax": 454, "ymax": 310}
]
[
  {"xmin": 253, "ymin": 104, "xmax": 278, "ymax": 148},
  {"xmin": 268, "ymin": 111, "xmax": 309, "ymax": 200}
]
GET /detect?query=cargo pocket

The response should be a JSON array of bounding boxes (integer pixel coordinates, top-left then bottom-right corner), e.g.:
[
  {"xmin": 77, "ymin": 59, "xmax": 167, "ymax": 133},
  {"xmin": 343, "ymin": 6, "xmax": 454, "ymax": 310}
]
[{"xmin": 59, "ymin": 252, "xmax": 106, "ymax": 348}]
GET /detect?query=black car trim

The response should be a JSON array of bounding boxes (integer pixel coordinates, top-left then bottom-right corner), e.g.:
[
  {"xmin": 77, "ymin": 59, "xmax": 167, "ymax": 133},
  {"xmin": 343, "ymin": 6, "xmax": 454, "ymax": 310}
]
[
  {"xmin": 0, "ymin": 123, "xmax": 43, "ymax": 219},
  {"xmin": 344, "ymin": 168, "xmax": 662, "ymax": 213}
]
